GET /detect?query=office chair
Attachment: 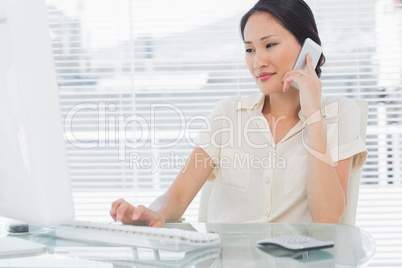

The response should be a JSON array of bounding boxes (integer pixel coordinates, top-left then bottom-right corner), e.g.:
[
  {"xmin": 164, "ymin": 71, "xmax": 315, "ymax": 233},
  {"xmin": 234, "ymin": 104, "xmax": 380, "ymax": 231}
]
[
  {"xmin": 340, "ymin": 99, "xmax": 368, "ymax": 225},
  {"xmin": 197, "ymin": 99, "xmax": 368, "ymax": 226}
]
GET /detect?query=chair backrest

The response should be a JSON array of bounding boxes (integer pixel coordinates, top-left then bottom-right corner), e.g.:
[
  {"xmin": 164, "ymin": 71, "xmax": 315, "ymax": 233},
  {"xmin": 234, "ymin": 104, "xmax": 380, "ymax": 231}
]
[
  {"xmin": 340, "ymin": 99, "xmax": 368, "ymax": 225},
  {"xmin": 198, "ymin": 179, "xmax": 213, "ymax": 222},
  {"xmin": 198, "ymin": 99, "xmax": 368, "ymax": 225}
]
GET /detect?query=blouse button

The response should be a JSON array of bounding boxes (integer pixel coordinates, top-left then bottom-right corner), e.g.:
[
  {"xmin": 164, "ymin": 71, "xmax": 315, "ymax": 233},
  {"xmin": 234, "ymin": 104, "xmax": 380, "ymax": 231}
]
[{"xmin": 265, "ymin": 177, "xmax": 270, "ymax": 184}]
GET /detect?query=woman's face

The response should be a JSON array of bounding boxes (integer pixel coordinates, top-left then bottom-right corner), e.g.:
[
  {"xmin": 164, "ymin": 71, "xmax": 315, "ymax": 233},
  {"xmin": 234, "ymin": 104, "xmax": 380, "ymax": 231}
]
[{"xmin": 243, "ymin": 12, "xmax": 302, "ymax": 95}]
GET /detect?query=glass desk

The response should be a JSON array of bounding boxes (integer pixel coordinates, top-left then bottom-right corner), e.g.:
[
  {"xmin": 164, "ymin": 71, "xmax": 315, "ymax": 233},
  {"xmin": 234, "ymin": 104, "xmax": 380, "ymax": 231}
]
[{"xmin": 0, "ymin": 222, "xmax": 376, "ymax": 267}]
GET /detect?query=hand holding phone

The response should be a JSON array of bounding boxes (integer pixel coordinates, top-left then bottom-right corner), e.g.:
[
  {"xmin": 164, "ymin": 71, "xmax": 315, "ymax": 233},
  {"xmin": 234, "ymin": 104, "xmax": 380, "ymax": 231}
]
[{"xmin": 290, "ymin": 38, "xmax": 323, "ymax": 90}]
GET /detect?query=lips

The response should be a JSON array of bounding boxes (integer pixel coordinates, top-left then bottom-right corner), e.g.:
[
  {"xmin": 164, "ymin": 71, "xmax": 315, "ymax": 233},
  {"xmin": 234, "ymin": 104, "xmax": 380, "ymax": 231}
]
[{"xmin": 257, "ymin": 72, "xmax": 276, "ymax": 81}]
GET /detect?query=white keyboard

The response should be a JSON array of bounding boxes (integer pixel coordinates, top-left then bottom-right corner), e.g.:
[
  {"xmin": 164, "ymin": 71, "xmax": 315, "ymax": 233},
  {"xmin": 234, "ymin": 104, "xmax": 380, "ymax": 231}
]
[{"xmin": 53, "ymin": 221, "xmax": 220, "ymax": 251}]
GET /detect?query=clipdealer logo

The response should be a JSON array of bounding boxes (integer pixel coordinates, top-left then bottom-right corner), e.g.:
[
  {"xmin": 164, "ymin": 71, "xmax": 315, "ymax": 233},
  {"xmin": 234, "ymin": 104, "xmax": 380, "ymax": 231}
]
[
  {"xmin": 64, "ymin": 102, "xmax": 212, "ymax": 160},
  {"xmin": 128, "ymin": 151, "xmax": 286, "ymax": 174},
  {"xmin": 63, "ymin": 100, "xmax": 340, "ymax": 167}
]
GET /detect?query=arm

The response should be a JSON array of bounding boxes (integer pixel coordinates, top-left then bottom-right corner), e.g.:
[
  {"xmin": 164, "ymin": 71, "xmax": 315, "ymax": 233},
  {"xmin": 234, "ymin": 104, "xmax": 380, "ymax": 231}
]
[
  {"xmin": 283, "ymin": 54, "xmax": 353, "ymax": 223},
  {"xmin": 306, "ymin": 119, "xmax": 353, "ymax": 223},
  {"xmin": 110, "ymin": 146, "xmax": 215, "ymax": 227}
]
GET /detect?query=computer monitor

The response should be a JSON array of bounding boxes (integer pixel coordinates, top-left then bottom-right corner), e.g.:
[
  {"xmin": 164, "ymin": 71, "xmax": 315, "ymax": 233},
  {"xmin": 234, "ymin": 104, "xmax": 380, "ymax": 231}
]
[{"xmin": 0, "ymin": 0, "xmax": 74, "ymax": 227}]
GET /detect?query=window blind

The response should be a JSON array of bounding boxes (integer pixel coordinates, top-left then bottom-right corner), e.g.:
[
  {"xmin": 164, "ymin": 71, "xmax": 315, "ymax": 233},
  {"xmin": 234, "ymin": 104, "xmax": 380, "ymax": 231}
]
[{"xmin": 46, "ymin": 0, "xmax": 401, "ymax": 266}]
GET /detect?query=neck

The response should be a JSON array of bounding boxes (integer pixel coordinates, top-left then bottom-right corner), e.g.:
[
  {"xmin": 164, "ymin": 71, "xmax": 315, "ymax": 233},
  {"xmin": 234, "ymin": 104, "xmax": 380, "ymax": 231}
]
[{"xmin": 262, "ymin": 88, "xmax": 300, "ymax": 119}]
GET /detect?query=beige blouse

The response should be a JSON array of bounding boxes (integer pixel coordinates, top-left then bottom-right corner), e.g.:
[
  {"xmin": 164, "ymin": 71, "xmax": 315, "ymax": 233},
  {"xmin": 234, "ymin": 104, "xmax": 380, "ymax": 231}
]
[{"xmin": 195, "ymin": 91, "xmax": 367, "ymax": 223}]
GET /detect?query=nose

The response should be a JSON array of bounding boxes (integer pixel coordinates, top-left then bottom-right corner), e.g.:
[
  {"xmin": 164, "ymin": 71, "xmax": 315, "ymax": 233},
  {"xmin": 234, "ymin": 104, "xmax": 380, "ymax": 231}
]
[{"xmin": 253, "ymin": 50, "xmax": 269, "ymax": 69}]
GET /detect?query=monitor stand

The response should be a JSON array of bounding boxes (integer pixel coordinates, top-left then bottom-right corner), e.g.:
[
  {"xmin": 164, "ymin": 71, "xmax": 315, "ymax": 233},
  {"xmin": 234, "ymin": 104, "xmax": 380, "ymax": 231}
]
[
  {"xmin": 0, "ymin": 221, "xmax": 47, "ymax": 257},
  {"xmin": 6, "ymin": 222, "xmax": 29, "ymax": 233}
]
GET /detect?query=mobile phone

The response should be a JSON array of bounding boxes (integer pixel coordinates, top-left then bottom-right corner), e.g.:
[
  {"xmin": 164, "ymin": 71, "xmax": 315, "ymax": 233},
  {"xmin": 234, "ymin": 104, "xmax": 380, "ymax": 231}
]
[{"xmin": 290, "ymin": 38, "xmax": 323, "ymax": 90}]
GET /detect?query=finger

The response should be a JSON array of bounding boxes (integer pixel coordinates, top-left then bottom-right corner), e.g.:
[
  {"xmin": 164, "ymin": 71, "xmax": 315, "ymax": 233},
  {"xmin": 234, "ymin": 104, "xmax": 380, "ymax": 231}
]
[
  {"xmin": 110, "ymin": 212, "xmax": 117, "ymax": 221},
  {"xmin": 306, "ymin": 53, "xmax": 315, "ymax": 75},
  {"xmin": 282, "ymin": 70, "xmax": 295, "ymax": 82},
  {"xmin": 283, "ymin": 79, "xmax": 289, "ymax": 92},
  {"xmin": 110, "ymin": 198, "xmax": 125, "ymax": 220},
  {"xmin": 111, "ymin": 198, "xmax": 125, "ymax": 210},
  {"xmin": 116, "ymin": 201, "xmax": 133, "ymax": 221},
  {"xmin": 283, "ymin": 72, "xmax": 305, "ymax": 92},
  {"xmin": 283, "ymin": 76, "xmax": 294, "ymax": 92},
  {"xmin": 132, "ymin": 205, "xmax": 146, "ymax": 221},
  {"xmin": 282, "ymin": 68, "xmax": 305, "ymax": 82},
  {"xmin": 282, "ymin": 73, "xmax": 289, "ymax": 82}
]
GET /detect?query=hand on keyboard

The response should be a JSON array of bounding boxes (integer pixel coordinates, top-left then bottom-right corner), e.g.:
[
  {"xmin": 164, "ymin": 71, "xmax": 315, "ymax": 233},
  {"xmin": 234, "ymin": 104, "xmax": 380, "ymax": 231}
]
[{"xmin": 110, "ymin": 198, "xmax": 165, "ymax": 227}]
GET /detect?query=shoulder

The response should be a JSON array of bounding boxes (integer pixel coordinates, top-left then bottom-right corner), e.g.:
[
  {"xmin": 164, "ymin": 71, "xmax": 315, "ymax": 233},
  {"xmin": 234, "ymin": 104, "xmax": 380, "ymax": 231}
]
[{"xmin": 215, "ymin": 96, "xmax": 242, "ymax": 110}]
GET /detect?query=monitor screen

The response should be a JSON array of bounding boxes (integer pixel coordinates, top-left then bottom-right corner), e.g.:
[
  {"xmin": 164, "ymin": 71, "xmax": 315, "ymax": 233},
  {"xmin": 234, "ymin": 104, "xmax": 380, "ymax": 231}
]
[{"xmin": 0, "ymin": 0, "xmax": 74, "ymax": 226}]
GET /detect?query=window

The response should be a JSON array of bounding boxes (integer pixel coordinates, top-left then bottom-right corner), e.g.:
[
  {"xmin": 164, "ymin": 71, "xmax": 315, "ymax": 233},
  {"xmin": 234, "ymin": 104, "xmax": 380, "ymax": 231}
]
[{"xmin": 46, "ymin": 0, "xmax": 401, "ymax": 266}]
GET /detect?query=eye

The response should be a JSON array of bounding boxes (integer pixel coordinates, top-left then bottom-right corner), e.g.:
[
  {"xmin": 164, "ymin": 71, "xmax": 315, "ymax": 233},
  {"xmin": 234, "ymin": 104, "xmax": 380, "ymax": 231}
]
[
  {"xmin": 266, "ymin": 43, "xmax": 277, "ymax": 48},
  {"xmin": 245, "ymin": 48, "xmax": 255, "ymax": 53}
]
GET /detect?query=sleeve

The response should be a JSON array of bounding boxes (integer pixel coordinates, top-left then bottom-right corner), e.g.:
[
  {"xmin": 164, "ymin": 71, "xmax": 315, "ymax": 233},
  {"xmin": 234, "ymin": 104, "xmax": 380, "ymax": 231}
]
[
  {"xmin": 194, "ymin": 100, "xmax": 224, "ymax": 164},
  {"xmin": 193, "ymin": 100, "xmax": 229, "ymax": 181},
  {"xmin": 327, "ymin": 98, "xmax": 368, "ymax": 175}
]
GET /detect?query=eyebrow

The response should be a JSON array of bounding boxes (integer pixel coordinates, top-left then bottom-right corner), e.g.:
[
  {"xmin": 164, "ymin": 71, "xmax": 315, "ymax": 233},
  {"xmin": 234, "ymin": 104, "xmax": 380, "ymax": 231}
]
[{"xmin": 244, "ymin": 34, "xmax": 276, "ymax": 44}]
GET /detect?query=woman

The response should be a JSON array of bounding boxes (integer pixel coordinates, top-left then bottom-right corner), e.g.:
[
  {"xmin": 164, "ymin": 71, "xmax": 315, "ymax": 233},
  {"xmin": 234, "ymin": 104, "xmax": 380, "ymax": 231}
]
[{"xmin": 110, "ymin": 0, "xmax": 367, "ymax": 226}]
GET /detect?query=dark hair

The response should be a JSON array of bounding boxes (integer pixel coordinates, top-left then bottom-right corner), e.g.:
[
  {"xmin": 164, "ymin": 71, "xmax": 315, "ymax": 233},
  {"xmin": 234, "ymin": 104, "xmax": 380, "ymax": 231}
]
[{"xmin": 240, "ymin": 0, "xmax": 325, "ymax": 77}]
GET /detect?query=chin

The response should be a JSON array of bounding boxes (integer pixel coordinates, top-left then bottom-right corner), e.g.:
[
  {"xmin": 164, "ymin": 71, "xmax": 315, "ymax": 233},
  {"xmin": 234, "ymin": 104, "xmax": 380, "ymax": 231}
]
[
  {"xmin": 257, "ymin": 84, "xmax": 283, "ymax": 95},
  {"xmin": 255, "ymin": 79, "xmax": 283, "ymax": 94}
]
